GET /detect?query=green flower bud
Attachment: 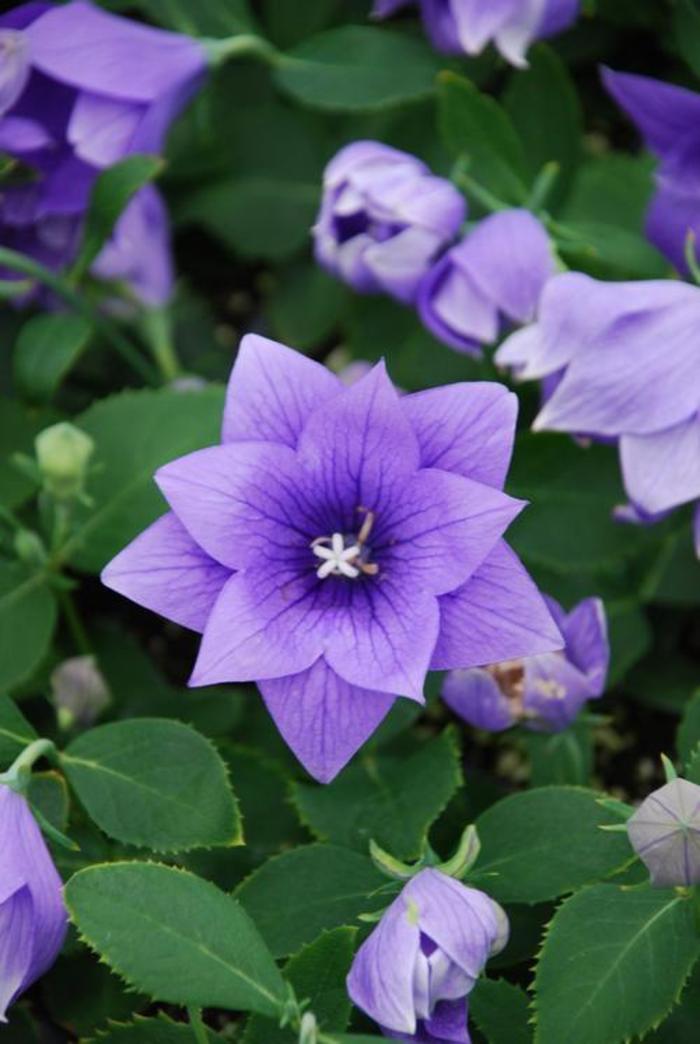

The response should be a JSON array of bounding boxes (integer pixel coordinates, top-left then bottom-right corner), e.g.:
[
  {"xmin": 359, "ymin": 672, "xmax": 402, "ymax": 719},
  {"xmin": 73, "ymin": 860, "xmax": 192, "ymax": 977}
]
[{"xmin": 35, "ymin": 423, "xmax": 94, "ymax": 500}]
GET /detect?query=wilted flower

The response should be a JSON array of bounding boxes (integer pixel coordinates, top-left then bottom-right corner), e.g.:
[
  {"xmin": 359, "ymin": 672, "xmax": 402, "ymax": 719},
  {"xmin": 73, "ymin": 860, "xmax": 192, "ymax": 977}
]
[
  {"xmin": 0, "ymin": 0, "xmax": 206, "ymax": 303},
  {"xmin": 347, "ymin": 868, "xmax": 507, "ymax": 1041},
  {"xmin": 417, "ymin": 209, "xmax": 555, "ymax": 355},
  {"xmin": 0, "ymin": 783, "xmax": 67, "ymax": 1020},
  {"xmin": 442, "ymin": 595, "xmax": 608, "ymax": 732},
  {"xmin": 313, "ymin": 141, "xmax": 466, "ymax": 304},
  {"xmin": 102, "ymin": 334, "xmax": 561, "ymax": 782},
  {"xmin": 627, "ymin": 778, "xmax": 700, "ymax": 888},
  {"xmin": 603, "ymin": 68, "xmax": 700, "ymax": 275},
  {"xmin": 35, "ymin": 421, "xmax": 94, "ymax": 500},
  {"xmin": 496, "ymin": 272, "xmax": 700, "ymax": 547},
  {"xmin": 372, "ymin": 0, "xmax": 580, "ymax": 67}
]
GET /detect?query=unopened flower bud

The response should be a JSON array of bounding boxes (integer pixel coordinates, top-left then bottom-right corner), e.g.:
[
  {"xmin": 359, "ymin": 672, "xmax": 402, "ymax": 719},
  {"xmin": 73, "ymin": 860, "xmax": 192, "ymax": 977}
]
[
  {"xmin": 13, "ymin": 528, "xmax": 46, "ymax": 566},
  {"xmin": 627, "ymin": 778, "xmax": 700, "ymax": 888},
  {"xmin": 298, "ymin": 1012, "xmax": 318, "ymax": 1044},
  {"xmin": 35, "ymin": 422, "xmax": 94, "ymax": 500},
  {"xmin": 50, "ymin": 655, "xmax": 110, "ymax": 731}
]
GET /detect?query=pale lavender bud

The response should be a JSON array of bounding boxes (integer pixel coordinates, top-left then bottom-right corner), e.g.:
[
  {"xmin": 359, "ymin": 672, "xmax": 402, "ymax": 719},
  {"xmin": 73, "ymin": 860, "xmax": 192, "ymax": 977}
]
[{"xmin": 627, "ymin": 778, "xmax": 700, "ymax": 888}]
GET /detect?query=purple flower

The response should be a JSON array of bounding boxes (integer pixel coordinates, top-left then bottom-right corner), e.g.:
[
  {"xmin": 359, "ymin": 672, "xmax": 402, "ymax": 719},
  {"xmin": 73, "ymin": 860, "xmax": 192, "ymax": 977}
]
[
  {"xmin": 313, "ymin": 141, "xmax": 466, "ymax": 305},
  {"xmin": 495, "ymin": 272, "xmax": 700, "ymax": 543},
  {"xmin": 417, "ymin": 209, "xmax": 555, "ymax": 355},
  {"xmin": 102, "ymin": 335, "xmax": 562, "ymax": 782},
  {"xmin": 627, "ymin": 778, "xmax": 700, "ymax": 888},
  {"xmin": 0, "ymin": 1, "xmax": 206, "ymax": 303},
  {"xmin": 442, "ymin": 595, "xmax": 608, "ymax": 733},
  {"xmin": 372, "ymin": 1, "xmax": 580, "ymax": 67},
  {"xmin": 0, "ymin": 784, "xmax": 67, "ymax": 1021},
  {"xmin": 602, "ymin": 68, "xmax": 700, "ymax": 275},
  {"xmin": 347, "ymin": 868, "xmax": 507, "ymax": 1042}
]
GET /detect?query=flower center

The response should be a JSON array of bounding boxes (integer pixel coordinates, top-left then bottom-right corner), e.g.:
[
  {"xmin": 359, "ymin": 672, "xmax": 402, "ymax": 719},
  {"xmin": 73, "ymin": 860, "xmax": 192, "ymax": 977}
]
[{"xmin": 311, "ymin": 509, "xmax": 379, "ymax": 580}]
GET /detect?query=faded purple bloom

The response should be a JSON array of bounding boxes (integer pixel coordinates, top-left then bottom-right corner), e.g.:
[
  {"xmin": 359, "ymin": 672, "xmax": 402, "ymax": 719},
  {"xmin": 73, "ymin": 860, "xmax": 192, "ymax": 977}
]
[
  {"xmin": 347, "ymin": 868, "xmax": 507, "ymax": 1042},
  {"xmin": 102, "ymin": 335, "xmax": 562, "ymax": 782},
  {"xmin": 373, "ymin": 1, "xmax": 580, "ymax": 67},
  {"xmin": 0, "ymin": 1, "xmax": 206, "ymax": 303},
  {"xmin": 496, "ymin": 272, "xmax": 700, "ymax": 542},
  {"xmin": 417, "ymin": 209, "xmax": 555, "ymax": 355},
  {"xmin": 627, "ymin": 778, "xmax": 700, "ymax": 888},
  {"xmin": 313, "ymin": 141, "xmax": 466, "ymax": 305},
  {"xmin": 0, "ymin": 784, "xmax": 67, "ymax": 1021},
  {"xmin": 442, "ymin": 595, "xmax": 608, "ymax": 732},
  {"xmin": 603, "ymin": 68, "xmax": 700, "ymax": 275}
]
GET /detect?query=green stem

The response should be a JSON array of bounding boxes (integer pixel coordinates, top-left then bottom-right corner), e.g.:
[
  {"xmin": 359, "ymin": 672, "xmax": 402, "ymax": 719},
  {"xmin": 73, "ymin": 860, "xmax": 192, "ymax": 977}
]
[
  {"xmin": 139, "ymin": 307, "xmax": 181, "ymax": 382},
  {"xmin": 527, "ymin": 161, "xmax": 560, "ymax": 213},
  {"xmin": 58, "ymin": 589, "xmax": 92, "ymax": 656},
  {"xmin": 0, "ymin": 738, "xmax": 57, "ymax": 790},
  {"xmin": 187, "ymin": 1007, "xmax": 209, "ymax": 1044},
  {"xmin": 203, "ymin": 33, "xmax": 279, "ymax": 66},
  {"xmin": 450, "ymin": 164, "xmax": 510, "ymax": 213},
  {"xmin": 0, "ymin": 247, "xmax": 159, "ymax": 385}
]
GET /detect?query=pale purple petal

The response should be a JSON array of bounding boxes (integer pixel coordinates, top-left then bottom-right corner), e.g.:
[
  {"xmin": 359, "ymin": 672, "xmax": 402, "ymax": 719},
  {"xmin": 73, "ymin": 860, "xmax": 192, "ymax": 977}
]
[
  {"xmin": 431, "ymin": 541, "xmax": 563, "ymax": 670},
  {"xmin": 67, "ymin": 92, "xmax": 144, "ymax": 167},
  {"xmin": 0, "ymin": 887, "xmax": 34, "ymax": 1022},
  {"xmin": 91, "ymin": 186, "xmax": 173, "ymax": 305},
  {"xmin": 495, "ymin": 0, "xmax": 550, "ymax": 66},
  {"xmin": 442, "ymin": 669, "xmax": 516, "ymax": 731},
  {"xmin": 645, "ymin": 175, "xmax": 700, "ymax": 275},
  {"xmin": 424, "ymin": 999, "xmax": 471, "ymax": 1044},
  {"xmin": 620, "ymin": 414, "xmax": 700, "ymax": 514},
  {"xmin": 222, "ymin": 334, "xmax": 342, "ymax": 448},
  {"xmin": 0, "ymin": 115, "xmax": 52, "ymax": 153},
  {"xmin": 418, "ymin": 256, "xmax": 499, "ymax": 355},
  {"xmin": 101, "ymin": 511, "xmax": 231, "ymax": 633},
  {"xmin": 402, "ymin": 383, "xmax": 518, "ymax": 489},
  {"xmin": 347, "ymin": 892, "xmax": 421, "ymax": 1035},
  {"xmin": 363, "ymin": 225, "xmax": 450, "ymax": 305},
  {"xmin": 0, "ymin": 30, "xmax": 30, "ymax": 117},
  {"xmin": 259, "ymin": 659, "xmax": 395, "ymax": 782},
  {"xmin": 559, "ymin": 596, "xmax": 609, "ymax": 695},
  {"xmin": 627, "ymin": 778, "xmax": 700, "ymax": 887},
  {"xmin": 539, "ymin": 0, "xmax": 580, "ymax": 36},
  {"xmin": 446, "ymin": 0, "xmax": 518, "ymax": 55},
  {"xmin": 523, "ymin": 653, "xmax": 593, "ymax": 731}
]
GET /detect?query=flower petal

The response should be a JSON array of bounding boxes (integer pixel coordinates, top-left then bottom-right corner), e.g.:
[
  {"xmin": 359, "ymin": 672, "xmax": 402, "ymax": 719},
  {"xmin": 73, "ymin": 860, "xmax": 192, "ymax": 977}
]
[
  {"xmin": 0, "ymin": 886, "xmax": 34, "ymax": 1021},
  {"xmin": 431, "ymin": 540, "xmax": 563, "ymax": 670},
  {"xmin": 402, "ymin": 382, "xmax": 518, "ymax": 488},
  {"xmin": 67, "ymin": 92, "xmax": 144, "ymax": 167},
  {"xmin": 222, "ymin": 334, "xmax": 342, "ymax": 448},
  {"xmin": 620, "ymin": 414, "xmax": 700, "ymax": 514},
  {"xmin": 442, "ymin": 668, "xmax": 515, "ymax": 732},
  {"xmin": 258, "ymin": 659, "xmax": 395, "ymax": 782},
  {"xmin": 560, "ymin": 596, "xmax": 609, "ymax": 695},
  {"xmin": 523, "ymin": 654, "xmax": 593, "ymax": 731},
  {"xmin": 101, "ymin": 511, "xmax": 231, "ymax": 633},
  {"xmin": 602, "ymin": 68, "xmax": 700, "ymax": 157},
  {"xmin": 425, "ymin": 999, "xmax": 472, "ymax": 1044}
]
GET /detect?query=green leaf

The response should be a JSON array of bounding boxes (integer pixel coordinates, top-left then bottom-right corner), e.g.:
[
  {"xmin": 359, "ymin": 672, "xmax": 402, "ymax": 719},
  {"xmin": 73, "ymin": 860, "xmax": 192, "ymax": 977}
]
[
  {"xmin": 68, "ymin": 385, "xmax": 224, "ymax": 572},
  {"xmin": 138, "ymin": 0, "xmax": 255, "ymax": 34},
  {"xmin": 438, "ymin": 70, "xmax": 529, "ymax": 204},
  {"xmin": 292, "ymin": 729, "xmax": 462, "ymax": 859},
  {"xmin": 62, "ymin": 719, "xmax": 241, "ymax": 852},
  {"xmin": 555, "ymin": 220, "xmax": 667, "ymax": 280},
  {"xmin": 525, "ymin": 723, "xmax": 593, "ymax": 788},
  {"xmin": 678, "ymin": 692, "xmax": 700, "ymax": 767},
  {"xmin": 0, "ymin": 563, "xmax": 57, "ymax": 693},
  {"xmin": 14, "ymin": 314, "xmax": 92, "ymax": 403},
  {"xmin": 85, "ymin": 1013, "xmax": 222, "ymax": 1042},
  {"xmin": 503, "ymin": 44, "xmax": 582, "ymax": 210},
  {"xmin": 66, "ymin": 861, "xmax": 287, "ymax": 1016},
  {"xmin": 269, "ymin": 264, "xmax": 349, "ymax": 349},
  {"xmin": 645, "ymin": 964, "xmax": 700, "ymax": 1042},
  {"xmin": 563, "ymin": 152, "xmax": 655, "ymax": 235},
  {"xmin": 685, "ymin": 746, "xmax": 700, "ymax": 786},
  {"xmin": 533, "ymin": 885, "xmax": 700, "ymax": 1044},
  {"xmin": 236, "ymin": 844, "xmax": 388, "ymax": 957},
  {"xmin": 0, "ymin": 397, "xmax": 46, "ymax": 509},
  {"xmin": 606, "ymin": 601, "xmax": 653, "ymax": 687},
  {"xmin": 470, "ymin": 978, "xmax": 532, "ymax": 1044},
  {"xmin": 43, "ymin": 952, "xmax": 148, "ymax": 1038},
  {"xmin": 473, "ymin": 786, "xmax": 632, "ymax": 904},
  {"xmin": 0, "ymin": 693, "xmax": 37, "ymax": 768},
  {"xmin": 28, "ymin": 771, "xmax": 69, "ymax": 833},
  {"xmin": 244, "ymin": 927, "xmax": 357, "ymax": 1043},
  {"xmin": 672, "ymin": 0, "xmax": 700, "ymax": 79},
  {"xmin": 275, "ymin": 26, "xmax": 441, "ymax": 111},
  {"xmin": 74, "ymin": 155, "xmax": 163, "ymax": 278}
]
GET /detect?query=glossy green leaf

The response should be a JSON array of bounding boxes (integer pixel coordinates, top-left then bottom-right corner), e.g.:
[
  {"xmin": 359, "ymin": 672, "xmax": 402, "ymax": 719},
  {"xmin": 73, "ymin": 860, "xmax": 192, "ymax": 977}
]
[
  {"xmin": 236, "ymin": 844, "xmax": 388, "ymax": 957},
  {"xmin": 0, "ymin": 694, "xmax": 37, "ymax": 768},
  {"xmin": 470, "ymin": 977, "xmax": 532, "ymax": 1044},
  {"xmin": 678, "ymin": 692, "xmax": 700, "ymax": 767},
  {"xmin": 14, "ymin": 314, "xmax": 92, "ymax": 403},
  {"xmin": 0, "ymin": 397, "xmax": 45, "ymax": 509},
  {"xmin": 533, "ymin": 885, "xmax": 700, "ymax": 1044},
  {"xmin": 85, "ymin": 1014, "xmax": 222, "ymax": 1042},
  {"xmin": 0, "ymin": 563, "xmax": 56, "ymax": 693},
  {"xmin": 67, "ymin": 862, "xmax": 287, "ymax": 1016},
  {"xmin": 62, "ymin": 719, "xmax": 241, "ymax": 851}
]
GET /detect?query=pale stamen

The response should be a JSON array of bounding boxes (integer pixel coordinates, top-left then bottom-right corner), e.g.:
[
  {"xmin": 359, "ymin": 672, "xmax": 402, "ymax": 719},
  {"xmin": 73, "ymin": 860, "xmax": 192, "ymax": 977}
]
[{"xmin": 311, "ymin": 509, "xmax": 379, "ymax": 580}]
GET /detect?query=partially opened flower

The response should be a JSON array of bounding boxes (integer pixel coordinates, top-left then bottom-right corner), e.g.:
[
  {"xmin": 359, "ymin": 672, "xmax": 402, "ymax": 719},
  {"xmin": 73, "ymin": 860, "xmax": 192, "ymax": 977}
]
[
  {"xmin": 0, "ymin": 0, "xmax": 206, "ymax": 303},
  {"xmin": 0, "ymin": 784, "xmax": 67, "ymax": 1021},
  {"xmin": 102, "ymin": 335, "xmax": 562, "ymax": 782},
  {"xmin": 602, "ymin": 68, "xmax": 700, "ymax": 274},
  {"xmin": 313, "ymin": 141, "xmax": 466, "ymax": 304},
  {"xmin": 495, "ymin": 272, "xmax": 700, "ymax": 546},
  {"xmin": 347, "ymin": 868, "xmax": 507, "ymax": 1042},
  {"xmin": 372, "ymin": 0, "xmax": 580, "ymax": 67},
  {"xmin": 417, "ymin": 209, "xmax": 555, "ymax": 355},
  {"xmin": 627, "ymin": 778, "xmax": 700, "ymax": 888},
  {"xmin": 443, "ymin": 595, "xmax": 608, "ymax": 733}
]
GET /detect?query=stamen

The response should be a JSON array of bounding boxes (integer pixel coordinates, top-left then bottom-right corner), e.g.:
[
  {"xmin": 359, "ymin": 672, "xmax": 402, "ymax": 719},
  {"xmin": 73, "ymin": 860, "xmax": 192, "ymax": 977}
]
[{"xmin": 312, "ymin": 533, "xmax": 362, "ymax": 579}]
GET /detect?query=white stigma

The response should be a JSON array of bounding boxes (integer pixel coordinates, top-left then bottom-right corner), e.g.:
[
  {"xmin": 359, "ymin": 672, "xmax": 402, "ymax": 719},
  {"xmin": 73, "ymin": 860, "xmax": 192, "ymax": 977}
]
[{"xmin": 312, "ymin": 532, "xmax": 362, "ymax": 579}]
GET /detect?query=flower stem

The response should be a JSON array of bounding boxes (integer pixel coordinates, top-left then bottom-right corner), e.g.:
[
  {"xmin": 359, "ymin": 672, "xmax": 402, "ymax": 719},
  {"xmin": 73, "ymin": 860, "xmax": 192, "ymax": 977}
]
[
  {"xmin": 203, "ymin": 33, "xmax": 279, "ymax": 67},
  {"xmin": 450, "ymin": 163, "xmax": 510, "ymax": 213},
  {"xmin": 139, "ymin": 307, "xmax": 181, "ymax": 383},
  {"xmin": 0, "ymin": 738, "xmax": 57, "ymax": 790},
  {"xmin": 58, "ymin": 589, "xmax": 92, "ymax": 656},
  {"xmin": 187, "ymin": 1007, "xmax": 209, "ymax": 1044}
]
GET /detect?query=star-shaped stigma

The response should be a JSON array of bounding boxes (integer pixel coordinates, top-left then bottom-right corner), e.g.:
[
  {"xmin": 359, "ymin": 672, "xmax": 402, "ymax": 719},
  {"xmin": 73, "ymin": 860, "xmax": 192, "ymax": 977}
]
[{"xmin": 312, "ymin": 533, "xmax": 363, "ymax": 579}]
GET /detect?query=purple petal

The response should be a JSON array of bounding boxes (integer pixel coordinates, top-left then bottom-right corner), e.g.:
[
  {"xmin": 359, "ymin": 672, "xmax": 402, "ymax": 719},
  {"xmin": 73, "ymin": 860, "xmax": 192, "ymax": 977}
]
[
  {"xmin": 363, "ymin": 225, "xmax": 451, "ymax": 305},
  {"xmin": 67, "ymin": 92, "xmax": 144, "ymax": 166},
  {"xmin": 442, "ymin": 668, "xmax": 516, "ymax": 732},
  {"xmin": 387, "ymin": 468, "xmax": 525, "ymax": 595},
  {"xmin": 494, "ymin": 1, "xmax": 549, "ymax": 66},
  {"xmin": 620, "ymin": 414, "xmax": 700, "ymax": 514},
  {"xmin": 190, "ymin": 568, "xmax": 325, "ymax": 685},
  {"xmin": 91, "ymin": 186, "xmax": 173, "ymax": 305},
  {"xmin": 0, "ymin": 115, "xmax": 52, "ymax": 153},
  {"xmin": 371, "ymin": 0, "xmax": 415, "ymax": 17},
  {"xmin": 627, "ymin": 778, "xmax": 700, "ymax": 887},
  {"xmin": 222, "ymin": 334, "xmax": 342, "ymax": 448},
  {"xmin": 402, "ymin": 383, "xmax": 518, "ymax": 489},
  {"xmin": 602, "ymin": 68, "xmax": 700, "ymax": 157},
  {"xmin": 26, "ymin": 1, "xmax": 206, "ymax": 102},
  {"xmin": 0, "ymin": 4, "xmax": 52, "ymax": 31},
  {"xmin": 347, "ymin": 890, "xmax": 421, "ymax": 1035},
  {"xmin": 523, "ymin": 654, "xmax": 593, "ymax": 731},
  {"xmin": 417, "ymin": 254, "xmax": 498, "ymax": 355},
  {"xmin": 0, "ymin": 887, "xmax": 34, "ymax": 1021},
  {"xmin": 560, "ymin": 597, "xmax": 609, "ymax": 695},
  {"xmin": 0, "ymin": 29, "xmax": 30, "ymax": 117},
  {"xmin": 645, "ymin": 175, "xmax": 700, "ymax": 275},
  {"xmin": 101, "ymin": 511, "xmax": 231, "ymax": 633},
  {"xmin": 155, "ymin": 441, "xmax": 313, "ymax": 572},
  {"xmin": 431, "ymin": 540, "xmax": 563, "ymax": 670},
  {"xmin": 539, "ymin": 0, "xmax": 580, "ymax": 36},
  {"xmin": 404, "ymin": 870, "xmax": 500, "ymax": 980},
  {"xmin": 259, "ymin": 659, "xmax": 395, "ymax": 782},
  {"xmin": 437, "ymin": 0, "xmax": 518, "ymax": 55},
  {"xmin": 694, "ymin": 503, "xmax": 700, "ymax": 559},
  {"xmin": 424, "ymin": 999, "xmax": 471, "ymax": 1044}
]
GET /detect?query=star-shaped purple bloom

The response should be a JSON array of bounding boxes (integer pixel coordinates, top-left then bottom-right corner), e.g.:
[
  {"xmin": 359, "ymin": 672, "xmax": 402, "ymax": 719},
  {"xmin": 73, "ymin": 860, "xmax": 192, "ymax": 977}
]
[{"xmin": 102, "ymin": 336, "xmax": 562, "ymax": 782}]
